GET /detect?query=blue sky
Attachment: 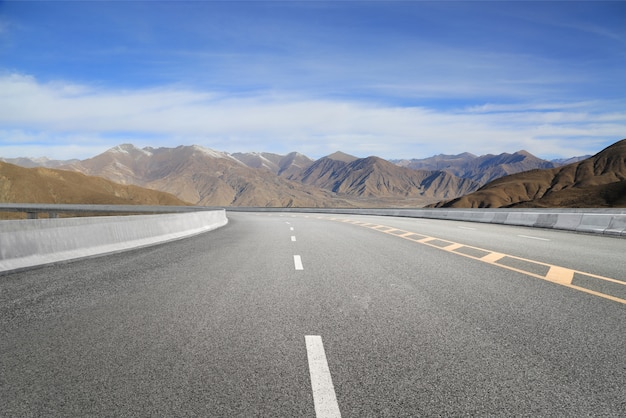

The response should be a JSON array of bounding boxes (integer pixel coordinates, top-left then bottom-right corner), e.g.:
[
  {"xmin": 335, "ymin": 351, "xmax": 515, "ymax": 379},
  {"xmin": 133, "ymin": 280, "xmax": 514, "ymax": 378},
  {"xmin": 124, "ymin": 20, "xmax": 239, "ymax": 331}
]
[{"xmin": 1, "ymin": 1, "xmax": 625, "ymax": 160}]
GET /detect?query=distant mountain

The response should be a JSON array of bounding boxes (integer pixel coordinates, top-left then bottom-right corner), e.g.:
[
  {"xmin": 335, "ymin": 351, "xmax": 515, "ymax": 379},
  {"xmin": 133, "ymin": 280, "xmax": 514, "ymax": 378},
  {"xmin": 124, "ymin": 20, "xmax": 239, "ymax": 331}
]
[
  {"xmin": 289, "ymin": 153, "xmax": 479, "ymax": 201},
  {"xmin": 62, "ymin": 144, "xmax": 356, "ymax": 207},
  {"xmin": 393, "ymin": 152, "xmax": 476, "ymax": 171},
  {"xmin": 1, "ymin": 156, "xmax": 79, "ymax": 168},
  {"xmin": 0, "ymin": 161, "xmax": 189, "ymax": 208},
  {"xmin": 551, "ymin": 155, "xmax": 591, "ymax": 166},
  {"xmin": 393, "ymin": 150, "xmax": 555, "ymax": 186},
  {"xmin": 434, "ymin": 139, "xmax": 626, "ymax": 208},
  {"xmin": 230, "ymin": 151, "xmax": 313, "ymax": 177}
]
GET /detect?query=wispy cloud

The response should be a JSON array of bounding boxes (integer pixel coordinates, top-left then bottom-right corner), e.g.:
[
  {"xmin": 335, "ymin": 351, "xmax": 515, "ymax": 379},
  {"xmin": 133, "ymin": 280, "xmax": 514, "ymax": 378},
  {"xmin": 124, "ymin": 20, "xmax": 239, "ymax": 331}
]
[{"xmin": 1, "ymin": 73, "xmax": 623, "ymax": 160}]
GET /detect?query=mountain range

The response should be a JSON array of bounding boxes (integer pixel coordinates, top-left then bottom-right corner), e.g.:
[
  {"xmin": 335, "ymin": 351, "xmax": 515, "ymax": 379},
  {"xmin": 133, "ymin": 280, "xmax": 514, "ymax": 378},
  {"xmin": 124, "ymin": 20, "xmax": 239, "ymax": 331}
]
[
  {"xmin": 51, "ymin": 144, "xmax": 488, "ymax": 207},
  {"xmin": 58, "ymin": 145, "xmax": 357, "ymax": 207},
  {"xmin": 287, "ymin": 152, "xmax": 478, "ymax": 202},
  {"xmin": 2, "ymin": 141, "xmax": 622, "ymax": 208},
  {"xmin": 392, "ymin": 150, "xmax": 561, "ymax": 185}
]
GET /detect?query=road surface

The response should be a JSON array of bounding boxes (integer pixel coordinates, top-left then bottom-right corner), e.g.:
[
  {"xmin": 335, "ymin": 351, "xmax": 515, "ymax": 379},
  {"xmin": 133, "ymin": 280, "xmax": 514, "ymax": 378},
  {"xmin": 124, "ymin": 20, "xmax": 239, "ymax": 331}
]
[{"xmin": 1, "ymin": 212, "xmax": 625, "ymax": 416}]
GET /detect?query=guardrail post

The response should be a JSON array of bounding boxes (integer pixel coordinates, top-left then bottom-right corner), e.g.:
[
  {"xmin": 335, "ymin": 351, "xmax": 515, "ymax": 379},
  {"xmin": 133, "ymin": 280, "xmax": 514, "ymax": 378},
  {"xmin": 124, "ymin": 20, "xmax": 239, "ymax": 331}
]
[{"xmin": 26, "ymin": 212, "xmax": 38, "ymax": 219}]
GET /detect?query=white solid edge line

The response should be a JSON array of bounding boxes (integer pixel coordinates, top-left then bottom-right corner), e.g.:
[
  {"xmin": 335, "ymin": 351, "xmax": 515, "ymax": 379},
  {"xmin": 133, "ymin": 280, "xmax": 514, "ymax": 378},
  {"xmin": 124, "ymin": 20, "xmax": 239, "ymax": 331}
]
[
  {"xmin": 294, "ymin": 255, "xmax": 304, "ymax": 270},
  {"xmin": 305, "ymin": 335, "xmax": 342, "ymax": 418}
]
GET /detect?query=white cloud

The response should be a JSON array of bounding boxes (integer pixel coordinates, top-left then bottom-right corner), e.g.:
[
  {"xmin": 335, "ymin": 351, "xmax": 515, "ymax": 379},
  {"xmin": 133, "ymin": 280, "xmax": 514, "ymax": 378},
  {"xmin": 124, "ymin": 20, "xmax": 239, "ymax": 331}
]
[{"xmin": 0, "ymin": 73, "xmax": 624, "ymax": 160}]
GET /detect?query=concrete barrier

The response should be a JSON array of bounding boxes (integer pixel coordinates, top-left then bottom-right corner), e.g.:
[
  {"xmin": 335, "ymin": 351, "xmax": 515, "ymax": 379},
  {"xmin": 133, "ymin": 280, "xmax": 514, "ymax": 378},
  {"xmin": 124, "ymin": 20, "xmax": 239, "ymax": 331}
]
[
  {"xmin": 552, "ymin": 212, "xmax": 584, "ymax": 231},
  {"xmin": 0, "ymin": 210, "xmax": 228, "ymax": 273},
  {"xmin": 606, "ymin": 216, "xmax": 626, "ymax": 236},
  {"xmin": 225, "ymin": 207, "xmax": 626, "ymax": 236},
  {"xmin": 576, "ymin": 213, "xmax": 613, "ymax": 235}
]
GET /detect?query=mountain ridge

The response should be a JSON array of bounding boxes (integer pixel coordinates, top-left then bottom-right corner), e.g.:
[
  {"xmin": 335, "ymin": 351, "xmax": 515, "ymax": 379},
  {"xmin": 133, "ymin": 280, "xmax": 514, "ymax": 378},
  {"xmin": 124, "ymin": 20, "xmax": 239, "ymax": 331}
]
[
  {"xmin": 434, "ymin": 139, "xmax": 626, "ymax": 208},
  {"xmin": 53, "ymin": 145, "xmax": 480, "ymax": 207},
  {"xmin": 392, "ymin": 150, "xmax": 557, "ymax": 186},
  {"xmin": 2, "ymin": 142, "xmax": 620, "ymax": 208},
  {"xmin": 60, "ymin": 145, "xmax": 359, "ymax": 207},
  {"xmin": 289, "ymin": 154, "xmax": 478, "ymax": 199}
]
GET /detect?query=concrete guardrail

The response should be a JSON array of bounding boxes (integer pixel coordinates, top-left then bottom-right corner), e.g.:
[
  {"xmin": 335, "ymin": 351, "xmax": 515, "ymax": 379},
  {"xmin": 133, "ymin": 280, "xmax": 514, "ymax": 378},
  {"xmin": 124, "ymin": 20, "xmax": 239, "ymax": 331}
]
[
  {"xmin": 225, "ymin": 207, "xmax": 626, "ymax": 236},
  {"xmin": 0, "ymin": 209, "xmax": 228, "ymax": 274}
]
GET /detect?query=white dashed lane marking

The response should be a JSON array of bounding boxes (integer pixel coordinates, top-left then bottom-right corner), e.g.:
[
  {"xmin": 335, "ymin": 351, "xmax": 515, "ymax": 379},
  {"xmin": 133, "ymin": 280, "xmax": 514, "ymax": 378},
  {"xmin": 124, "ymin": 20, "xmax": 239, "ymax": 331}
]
[
  {"xmin": 305, "ymin": 336, "xmax": 341, "ymax": 418},
  {"xmin": 518, "ymin": 234, "xmax": 551, "ymax": 241},
  {"xmin": 294, "ymin": 255, "xmax": 304, "ymax": 270}
]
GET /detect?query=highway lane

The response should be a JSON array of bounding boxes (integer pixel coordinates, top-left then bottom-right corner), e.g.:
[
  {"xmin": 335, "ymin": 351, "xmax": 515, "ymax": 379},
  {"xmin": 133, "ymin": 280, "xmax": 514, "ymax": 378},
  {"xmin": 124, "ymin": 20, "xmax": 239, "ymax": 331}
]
[
  {"xmin": 1, "ymin": 212, "xmax": 625, "ymax": 416},
  {"xmin": 317, "ymin": 213, "xmax": 626, "ymax": 282},
  {"xmin": 316, "ymin": 213, "xmax": 626, "ymax": 303}
]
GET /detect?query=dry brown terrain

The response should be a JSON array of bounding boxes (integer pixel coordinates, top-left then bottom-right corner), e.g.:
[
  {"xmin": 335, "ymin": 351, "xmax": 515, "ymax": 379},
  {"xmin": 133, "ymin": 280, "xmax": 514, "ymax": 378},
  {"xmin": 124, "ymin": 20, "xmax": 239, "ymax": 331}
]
[
  {"xmin": 435, "ymin": 139, "xmax": 626, "ymax": 208},
  {"xmin": 0, "ymin": 161, "xmax": 190, "ymax": 216}
]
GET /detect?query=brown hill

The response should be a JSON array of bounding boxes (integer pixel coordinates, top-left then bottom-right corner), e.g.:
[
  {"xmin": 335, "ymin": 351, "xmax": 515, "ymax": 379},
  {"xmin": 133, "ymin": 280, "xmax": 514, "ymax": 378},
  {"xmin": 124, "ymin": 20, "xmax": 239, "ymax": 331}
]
[
  {"xmin": 63, "ymin": 144, "xmax": 356, "ymax": 207},
  {"xmin": 0, "ymin": 161, "xmax": 190, "ymax": 206},
  {"xmin": 435, "ymin": 139, "xmax": 626, "ymax": 208}
]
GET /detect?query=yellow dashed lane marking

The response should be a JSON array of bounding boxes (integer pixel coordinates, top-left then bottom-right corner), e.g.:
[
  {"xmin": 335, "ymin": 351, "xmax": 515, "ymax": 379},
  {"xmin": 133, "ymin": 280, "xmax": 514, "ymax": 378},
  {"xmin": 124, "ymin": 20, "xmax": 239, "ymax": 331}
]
[{"xmin": 334, "ymin": 219, "xmax": 626, "ymax": 305}]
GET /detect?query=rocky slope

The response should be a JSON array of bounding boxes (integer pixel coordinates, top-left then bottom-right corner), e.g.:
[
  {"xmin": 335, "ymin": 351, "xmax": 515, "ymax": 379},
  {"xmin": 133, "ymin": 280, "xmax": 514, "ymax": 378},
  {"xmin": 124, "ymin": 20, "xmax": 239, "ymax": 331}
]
[{"xmin": 435, "ymin": 139, "xmax": 626, "ymax": 208}]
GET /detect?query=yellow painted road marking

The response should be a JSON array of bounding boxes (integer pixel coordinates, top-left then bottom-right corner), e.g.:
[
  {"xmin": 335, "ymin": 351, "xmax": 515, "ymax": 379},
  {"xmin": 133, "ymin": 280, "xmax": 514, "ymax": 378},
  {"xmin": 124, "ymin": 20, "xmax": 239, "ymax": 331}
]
[
  {"xmin": 546, "ymin": 266, "xmax": 574, "ymax": 285},
  {"xmin": 481, "ymin": 252, "xmax": 506, "ymax": 263},
  {"xmin": 443, "ymin": 243, "xmax": 464, "ymax": 251},
  {"xmin": 332, "ymin": 218, "xmax": 626, "ymax": 305}
]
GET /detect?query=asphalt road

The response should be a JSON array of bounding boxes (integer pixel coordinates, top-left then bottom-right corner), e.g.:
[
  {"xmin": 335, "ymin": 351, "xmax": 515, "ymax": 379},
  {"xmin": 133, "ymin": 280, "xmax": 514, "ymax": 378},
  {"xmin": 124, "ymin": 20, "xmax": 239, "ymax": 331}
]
[{"xmin": 1, "ymin": 212, "xmax": 625, "ymax": 416}]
